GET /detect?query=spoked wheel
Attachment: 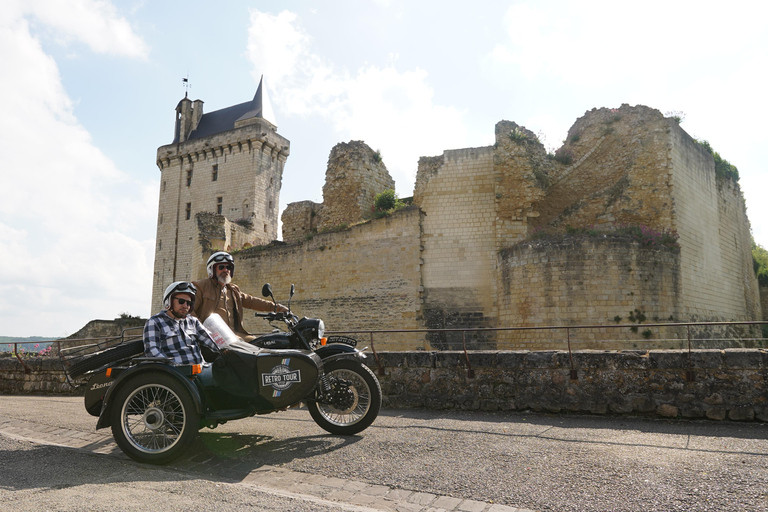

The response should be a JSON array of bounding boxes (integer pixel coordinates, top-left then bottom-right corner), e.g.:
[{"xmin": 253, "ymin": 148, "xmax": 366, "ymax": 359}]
[
  {"xmin": 307, "ymin": 359, "xmax": 381, "ymax": 435},
  {"xmin": 110, "ymin": 373, "xmax": 199, "ymax": 464}
]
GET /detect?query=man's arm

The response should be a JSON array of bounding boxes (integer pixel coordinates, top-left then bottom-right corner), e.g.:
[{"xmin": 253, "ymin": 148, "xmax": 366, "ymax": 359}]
[
  {"xmin": 192, "ymin": 318, "xmax": 221, "ymax": 354},
  {"xmin": 238, "ymin": 288, "xmax": 289, "ymax": 313},
  {"xmin": 143, "ymin": 316, "xmax": 166, "ymax": 358}
]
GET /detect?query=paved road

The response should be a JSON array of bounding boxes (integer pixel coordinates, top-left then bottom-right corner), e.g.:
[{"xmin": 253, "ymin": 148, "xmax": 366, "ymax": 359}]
[{"xmin": 1, "ymin": 396, "xmax": 767, "ymax": 511}]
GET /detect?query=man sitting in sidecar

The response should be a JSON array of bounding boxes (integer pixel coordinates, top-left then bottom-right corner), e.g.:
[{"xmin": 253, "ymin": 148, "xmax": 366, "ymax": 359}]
[{"xmin": 144, "ymin": 281, "xmax": 222, "ymax": 364}]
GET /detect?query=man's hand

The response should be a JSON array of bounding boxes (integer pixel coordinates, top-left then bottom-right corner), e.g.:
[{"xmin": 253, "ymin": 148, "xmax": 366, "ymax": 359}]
[{"xmin": 275, "ymin": 304, "xmax": 289, "ymax": 313}]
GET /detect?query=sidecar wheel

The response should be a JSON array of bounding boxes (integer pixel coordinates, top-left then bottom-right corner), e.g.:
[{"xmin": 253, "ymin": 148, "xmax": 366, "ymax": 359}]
[
  {"xmin": 110, "ymin": 373, "xmax": 199, "ymax": 465},
  {"xmin": 308, "ymin": 359, "xmax": 381, "ymax": 435}
]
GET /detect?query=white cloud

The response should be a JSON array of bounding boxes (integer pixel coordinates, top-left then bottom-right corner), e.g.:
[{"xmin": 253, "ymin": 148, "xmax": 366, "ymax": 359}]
[
  {"xmin": 245, "ymin": 9, "xmax": 468, "ymax": 194},
  {"xmin": 0, "ymin": 1, "xmax": 154, "ymax": 336},
  {"xmin": 18, "ymin": 0, "xmax": 149, "ymax": 58}
]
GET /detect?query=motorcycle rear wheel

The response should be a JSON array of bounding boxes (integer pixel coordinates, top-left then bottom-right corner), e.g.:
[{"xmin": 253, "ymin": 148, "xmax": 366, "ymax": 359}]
[
  {"xmin": 307, "ymin": 359, "xmax": 381, "ymax": 435},
  {"xmin": 110, "ymin": 372, "xmax": 199, "ymax": 464}
]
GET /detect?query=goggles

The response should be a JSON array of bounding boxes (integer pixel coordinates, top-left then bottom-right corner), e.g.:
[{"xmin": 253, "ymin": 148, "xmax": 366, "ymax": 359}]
[
  {"xmin": 171, "ymin": 282, "xmax": 197, "ymax": 295},
  {"xmin": 210, "ymin": 253, "xmax": 234, "ymax": 264}
]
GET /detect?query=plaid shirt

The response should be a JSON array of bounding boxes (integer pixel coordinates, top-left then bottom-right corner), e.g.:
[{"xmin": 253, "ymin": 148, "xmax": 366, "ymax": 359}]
[{"xmin": 143, "ymin": 310, "xmax": 220, "ymax": 365}]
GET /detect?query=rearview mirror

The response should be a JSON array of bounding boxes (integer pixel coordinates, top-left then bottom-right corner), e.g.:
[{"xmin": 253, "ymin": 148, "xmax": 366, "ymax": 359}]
[{"xmin": 261, "ymin": 283, "xmax": 272, "ymax": 298}]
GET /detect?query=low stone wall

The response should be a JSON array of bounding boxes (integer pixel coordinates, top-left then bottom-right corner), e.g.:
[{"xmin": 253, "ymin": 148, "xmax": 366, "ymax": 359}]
[
  {"xmin": 2, "ymin": 349, "xmax": 766, "ymax": 422},
  {"xmin": 0, "ymin": 357, "xmax": 80, "ymax": 394},
  {"xmin": 370, "ymin": 349, "xmax": 767, "ymax": 421}
]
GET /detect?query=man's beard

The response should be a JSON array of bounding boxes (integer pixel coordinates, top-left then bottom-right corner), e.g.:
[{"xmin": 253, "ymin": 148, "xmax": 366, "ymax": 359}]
[
  {"xmin": 168, "ymin": 307, "xmax": 188, "ymax": 319},
  {"xmin": 218, "ymin": 274, "xmax": 232, "ymax": 285}
]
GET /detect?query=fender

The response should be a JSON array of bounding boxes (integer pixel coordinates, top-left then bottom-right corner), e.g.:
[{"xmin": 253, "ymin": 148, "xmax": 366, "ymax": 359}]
[
  {"xmin": 95, "ymin": 362, "xmax": 205, "ymax": 430},
  {"xmin": 315, "ymin": 343, "xmax": 367, "ymax": 364}
]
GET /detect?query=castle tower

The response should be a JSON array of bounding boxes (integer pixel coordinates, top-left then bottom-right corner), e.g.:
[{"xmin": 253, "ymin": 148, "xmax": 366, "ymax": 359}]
[{"xmin": 151, "ymin": 77, "xmax": 290, "ymax": 312}]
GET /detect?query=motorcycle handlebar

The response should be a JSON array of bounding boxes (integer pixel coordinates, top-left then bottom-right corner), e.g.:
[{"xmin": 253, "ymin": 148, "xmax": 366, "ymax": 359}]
[{"xmin": 255, "ymin": 311, "xmax": 297, "ymax": 322}]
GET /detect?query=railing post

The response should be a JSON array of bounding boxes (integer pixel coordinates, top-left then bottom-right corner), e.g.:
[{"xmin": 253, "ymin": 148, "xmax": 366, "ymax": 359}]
[
  {"xmin": 370, "ymin": 332, "xmax": 385, "ymax": 376},
  {"xmin": 567, "ymin": 327, "xmax": 577, "ymax": 380},
  {"xmin": 462, "ymin": 331, "xmax": 475, "ymax": 378},
  {"xmin": 685, "ymin": 324, "xmax": 695, "ymax": 382},
  {"xmin": 13, "ymin": 342, "xmax": 32, "ymax": 375}
]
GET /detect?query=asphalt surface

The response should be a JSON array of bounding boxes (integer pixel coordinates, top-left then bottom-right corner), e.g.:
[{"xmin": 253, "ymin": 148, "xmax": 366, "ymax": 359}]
[{"xmin": 1, "ymin": 395, "xmax": 767, "ymax": 511}]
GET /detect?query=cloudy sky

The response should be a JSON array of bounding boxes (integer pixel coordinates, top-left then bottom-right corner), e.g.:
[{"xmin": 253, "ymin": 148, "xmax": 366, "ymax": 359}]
[{"xmin": 1, "ymin": 0, "xmax": 766, "ymax": 337}]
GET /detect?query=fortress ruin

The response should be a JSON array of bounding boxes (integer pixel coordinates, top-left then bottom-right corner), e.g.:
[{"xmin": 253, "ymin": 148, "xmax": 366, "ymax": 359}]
[{"xmin": 152, "ymin": 93, "xmax": 763, "ymax": 350}]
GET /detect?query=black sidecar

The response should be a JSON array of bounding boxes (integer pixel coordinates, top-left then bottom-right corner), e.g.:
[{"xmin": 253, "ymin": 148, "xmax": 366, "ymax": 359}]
[{"xmin": 77, "ymin": 340, "xmax": 380, "ymax": 464}]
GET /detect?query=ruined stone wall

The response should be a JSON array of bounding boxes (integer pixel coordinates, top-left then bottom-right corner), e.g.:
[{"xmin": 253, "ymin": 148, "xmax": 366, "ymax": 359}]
[
  {"xmin": 413, "ymin": 147, "xmax": 499, "ymax": 349},
  {"xmin": 668, "ymin": 124, "xmax": 761, "ymax": 321},
  {"xmin": 152, "ymin": 118, "xmax": 288, "ymax": 312},
  {"xmin": 492, "ymin": 122, "xmax": 551, "ymax": 246},
  {"xmin": 318, "ymin": 141, "xmax": 395, "ymax": 230},
  {"xmin": 529, "ymin": 105, "xmax": 675, "ymax": 232},
  {"xmin": 281, "ymin": 200, "xmax": 322, "ymax": 243},
  {"xmin": 235, "ymin": 208, "xmax": 423, "ymax": 350},
  {"xmin": 497, "ymin": 236, "xmax": 682, "ymax": 349}
]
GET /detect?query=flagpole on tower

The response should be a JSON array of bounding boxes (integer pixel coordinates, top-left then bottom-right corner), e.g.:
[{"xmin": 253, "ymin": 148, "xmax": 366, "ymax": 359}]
[{"xmin": 182, "ymin": 73, "xmax": 190, "ymax": 98}]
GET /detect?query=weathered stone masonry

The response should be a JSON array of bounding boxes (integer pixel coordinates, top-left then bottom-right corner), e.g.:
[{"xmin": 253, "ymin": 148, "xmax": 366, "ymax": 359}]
[
  {"xmin": 3, "ymin": 349, "xmax": 766, "ymax": 423},
  {"xmin": 274, "ymin": 104, "xmax": 762, "ymax": 351}
]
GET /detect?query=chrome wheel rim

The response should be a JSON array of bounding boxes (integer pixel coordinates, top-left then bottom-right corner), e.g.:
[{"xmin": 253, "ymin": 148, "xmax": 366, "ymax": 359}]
[
  {"xmin": 120, "ymin": 384, "xmax": 186, "ymax": 454},
  {"xmin": 318, "ymin": 369, "xmax": 371, "ymax": 427}
]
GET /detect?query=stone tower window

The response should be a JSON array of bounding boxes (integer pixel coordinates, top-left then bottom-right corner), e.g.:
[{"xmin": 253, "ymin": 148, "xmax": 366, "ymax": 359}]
[
  {"xmin": 187, "ymin": 169, "xmax": 193, "ymax": 187},
  {"xmin": 217, "ymin": 196, "xmax": 223, "ymax": 215},
  {"xmin": 212, "ymin": 164, "xmax": 218, "ymax": 181},
  {"xmin": 158, "ymin": 240, "xmax": 162, "ymax": 251},
  {"xmin": 159, "ymin": 213, "xmax": 163, "ymax": 225},
  {"xmin": 185, "ymin": 203, "xmax": 191, "ymax": 220},
  {"xmin": 162, "ymin": 181, "xmax": 166, "ymax": 193}
]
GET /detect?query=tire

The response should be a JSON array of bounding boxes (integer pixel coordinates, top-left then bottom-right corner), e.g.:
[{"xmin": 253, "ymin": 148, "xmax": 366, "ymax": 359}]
[
  {"xmin": 110, "ymin": 372, "xmax": 199, "ymax": 464},
  {"xmin": 68, "ymin": 339, "xmax": 144, "ymax": 378},
  {"xmin": 307, "ymin": 359, "xmax": 381, "ymax": 435}
]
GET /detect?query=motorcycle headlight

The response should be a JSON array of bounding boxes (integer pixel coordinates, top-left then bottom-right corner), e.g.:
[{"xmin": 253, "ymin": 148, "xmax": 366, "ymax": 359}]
[{"xmin": 317, "ymin": 319, "xmax": 325, "ymax": 339}]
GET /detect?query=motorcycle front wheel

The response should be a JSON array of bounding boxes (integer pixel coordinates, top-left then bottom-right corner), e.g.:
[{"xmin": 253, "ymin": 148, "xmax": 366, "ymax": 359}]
[
  {"xmin": 110, "ymin": 372, "xmax": 199, "ymax": 465},
  {"xmin": 307, "ymin": 359, "xmax": 381, "ymax": 435}
]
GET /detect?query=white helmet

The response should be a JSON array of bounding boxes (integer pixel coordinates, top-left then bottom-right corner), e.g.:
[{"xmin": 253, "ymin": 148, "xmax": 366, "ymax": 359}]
[
  {"xmin": 206, "ymin": 251, "xmax": 235, "ymax": 278},
  {"xmin": 163, "ymin": 281, "xmax": 197, "ymax": 309}
]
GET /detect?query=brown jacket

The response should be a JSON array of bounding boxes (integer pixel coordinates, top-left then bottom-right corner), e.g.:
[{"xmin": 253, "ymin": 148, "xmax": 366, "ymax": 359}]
[{"xmin": 191, "ymin": 277, "xmax": 276, "ymax": 335}]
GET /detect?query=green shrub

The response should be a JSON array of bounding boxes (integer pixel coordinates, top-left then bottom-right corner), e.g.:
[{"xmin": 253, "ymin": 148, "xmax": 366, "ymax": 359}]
[
  {"xmin": 696, "ymin": 139, "xmax": 739, "ymax": 182},
  {"xmin": 372, "ymin": 189, "xmax": 408, "ymax": 218}
]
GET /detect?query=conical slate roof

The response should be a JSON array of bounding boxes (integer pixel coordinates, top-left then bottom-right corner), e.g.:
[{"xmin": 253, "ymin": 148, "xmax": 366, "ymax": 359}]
[{"xmin": 175, "ymin": 76, "xmax": 276, "ymax": 143}]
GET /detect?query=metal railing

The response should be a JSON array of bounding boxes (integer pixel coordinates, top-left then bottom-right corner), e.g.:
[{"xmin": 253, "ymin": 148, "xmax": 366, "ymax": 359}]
[
  {"xmin": 5, "ymin": 321, "xmax": 766, "ymax": 381},
  {"xmin": 324, "ymin": 321, "xmax": 768, "ymax": 379}
]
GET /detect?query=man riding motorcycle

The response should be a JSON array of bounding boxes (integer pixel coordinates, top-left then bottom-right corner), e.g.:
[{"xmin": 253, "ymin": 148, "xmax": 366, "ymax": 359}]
[{"xmin": 192, "ymin": 251, "xmax": 288, "ymax": 342}]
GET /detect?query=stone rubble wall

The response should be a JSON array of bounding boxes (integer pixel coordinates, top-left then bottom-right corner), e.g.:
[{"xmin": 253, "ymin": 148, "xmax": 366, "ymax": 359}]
[
  {"xmin": 3, "ymin": 349, "xmax": 766, "ymax": 423},
  {"xmin": 318, "ymin": 141, "xmax": 395, "ymax": 230},
  {"xmin": 372, "ymin": 349, "xmax": 768, "ymax": 421},
  {"xmin": 281, "ymin": 200, "xmax": 323, "ymax": 244}
]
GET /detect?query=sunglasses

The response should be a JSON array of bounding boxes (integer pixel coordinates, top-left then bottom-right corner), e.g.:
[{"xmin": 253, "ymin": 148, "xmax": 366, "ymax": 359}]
[
  {"xmin": 174, "ymin": 297, "xmax": 193, "ymax": 306},
  {"xmin": 217, "ymin": 264, "xmax": 233, "ymax": 272}
]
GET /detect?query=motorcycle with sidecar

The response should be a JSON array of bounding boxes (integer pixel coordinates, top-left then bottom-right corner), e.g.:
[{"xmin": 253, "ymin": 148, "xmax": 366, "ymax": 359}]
[{"xmin": 60, "ymin": 284, "xmax": 381, "ymax": 465}]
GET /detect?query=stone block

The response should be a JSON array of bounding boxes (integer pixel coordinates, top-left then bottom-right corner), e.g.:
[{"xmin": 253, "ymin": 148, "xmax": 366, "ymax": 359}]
[
  {"xmin": 723, "ymin": 350, "xmax": 762, "ymax": 369},
  {"xmin": 728, "ymin": 406, "xmax": 755, "ymax": 421}
]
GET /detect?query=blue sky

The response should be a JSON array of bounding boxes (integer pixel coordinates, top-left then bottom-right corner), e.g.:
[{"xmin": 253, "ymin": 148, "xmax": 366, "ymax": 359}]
[{"xmin": 1, "ymin": 0, "xmax": 766, "ymax": 337}]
